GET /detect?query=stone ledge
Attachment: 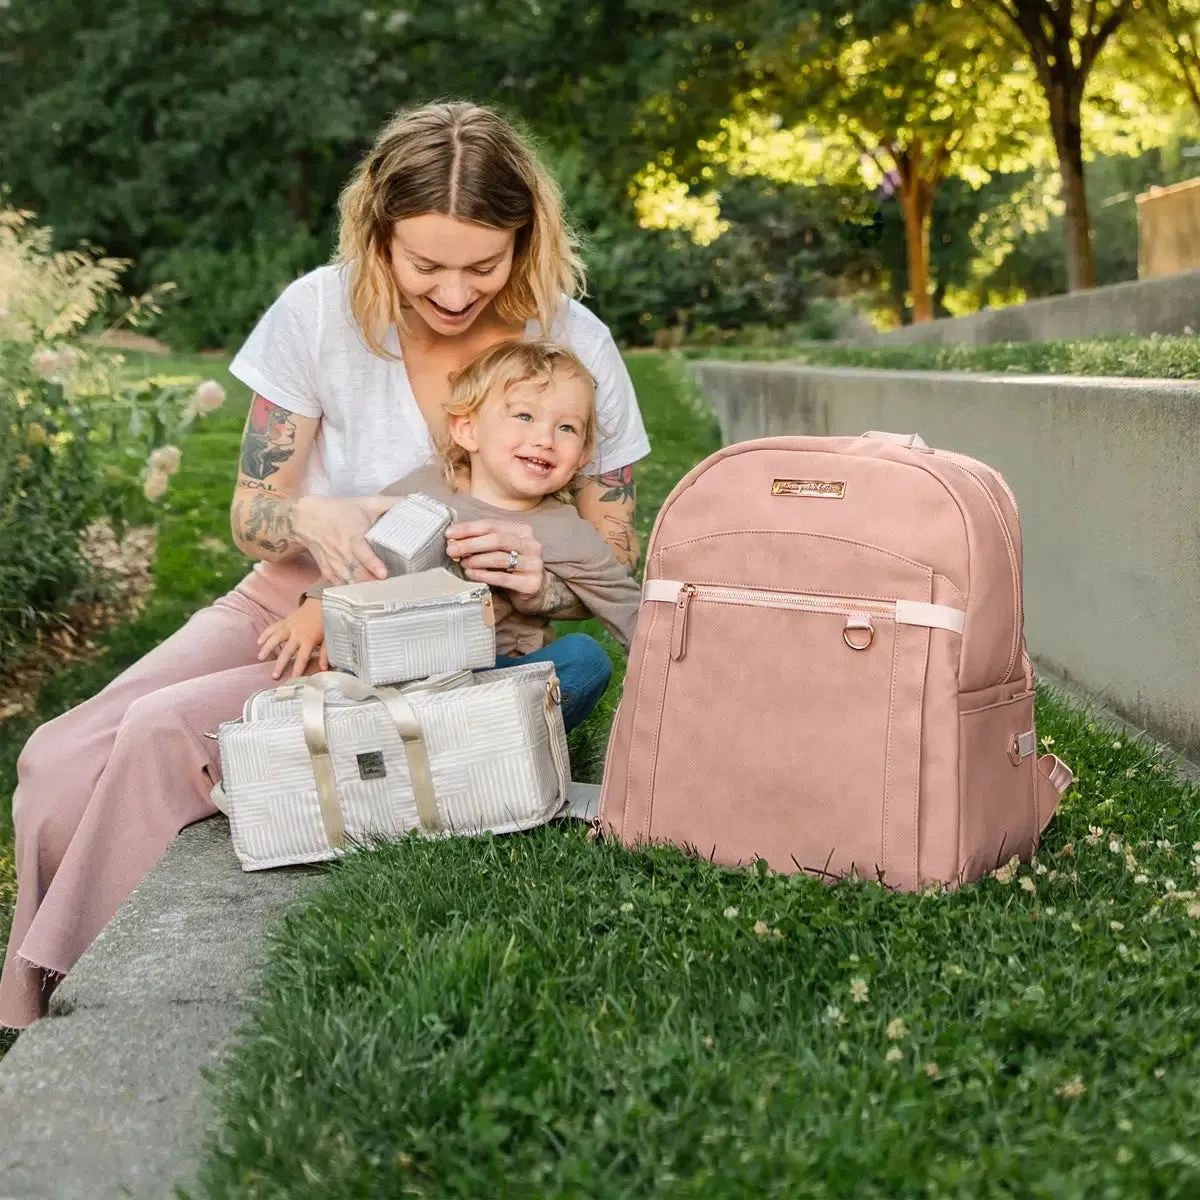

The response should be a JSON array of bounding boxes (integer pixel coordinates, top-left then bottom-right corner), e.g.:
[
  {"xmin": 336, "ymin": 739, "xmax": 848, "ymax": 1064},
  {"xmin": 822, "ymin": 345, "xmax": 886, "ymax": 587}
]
[
  {"xmin": 851, "ymin": 268, "xmax": 1200, "ymax": 346},
  {"xmin": 0, "ymin": 783, "xmax": 602, "ymax": 1198}
]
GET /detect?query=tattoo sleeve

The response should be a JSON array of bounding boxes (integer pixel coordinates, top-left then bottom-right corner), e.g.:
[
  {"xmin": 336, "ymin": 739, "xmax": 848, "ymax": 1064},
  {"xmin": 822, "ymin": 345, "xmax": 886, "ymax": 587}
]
[
  {"xmin": 240, "ymin": 394, "xmax": 299, "ymax": 480},
  {"xmin": 231, "ymin": 395, "xmax": 301, "ymax": 557},
  {"xmin": 591, "ymin": 464, "xmax": 635, "ymax": 504},
  {"xmin": 232, "ymin": 487, "xmax": 296, "ymax": 556}
]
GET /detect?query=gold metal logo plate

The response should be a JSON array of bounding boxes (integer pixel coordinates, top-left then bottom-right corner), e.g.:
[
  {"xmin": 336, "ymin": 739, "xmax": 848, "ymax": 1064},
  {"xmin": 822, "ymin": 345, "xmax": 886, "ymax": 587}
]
[{"xmin": 771, "ymin": 479, "xmax": 846, "ymax": 499}]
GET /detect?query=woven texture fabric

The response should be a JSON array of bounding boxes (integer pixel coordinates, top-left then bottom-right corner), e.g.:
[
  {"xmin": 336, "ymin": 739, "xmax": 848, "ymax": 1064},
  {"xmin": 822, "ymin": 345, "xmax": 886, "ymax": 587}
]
[
  {"xmin": 365, "ymin": 492, "xmax": 459, "ymax": 576},
  {"xmin": 218, "ymin": 662, "xmax": 569, "ymax": 871},
  {"xmin": 322, "ymin": 570, "xmax": 496, "ymax": 686}
]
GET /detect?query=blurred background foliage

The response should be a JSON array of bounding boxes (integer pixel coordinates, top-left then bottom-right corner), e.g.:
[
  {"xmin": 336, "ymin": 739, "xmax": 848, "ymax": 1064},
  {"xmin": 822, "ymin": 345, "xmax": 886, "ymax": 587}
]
[{"xmin": 1, "ymin": 0, "xmax": 1197, "ymax": 346}]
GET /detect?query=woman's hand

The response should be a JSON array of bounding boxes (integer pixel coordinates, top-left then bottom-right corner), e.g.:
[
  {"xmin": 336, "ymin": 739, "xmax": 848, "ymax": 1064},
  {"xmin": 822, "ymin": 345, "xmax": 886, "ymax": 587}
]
[
  {"xmin": 445, "ymin": 519, "xmax": 546, "ymax": 599},
  {"xmin": 291, "ymin": 494, "xmax": 397, "ymax": 585},
  {"xmin": 256, "ymin": 598, "xmax": 328, "ymax": 680}
]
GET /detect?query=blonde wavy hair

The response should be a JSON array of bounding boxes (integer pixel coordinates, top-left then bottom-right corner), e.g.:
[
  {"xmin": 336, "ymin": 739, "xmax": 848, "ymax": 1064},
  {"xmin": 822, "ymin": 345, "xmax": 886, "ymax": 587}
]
[
  {"xmin": 336, "ymin": 102, "xmax": 585, "ymax": 357},
  {"xmin": 436, "ymin": 339, "xmax": 597, "ymax": 503}
]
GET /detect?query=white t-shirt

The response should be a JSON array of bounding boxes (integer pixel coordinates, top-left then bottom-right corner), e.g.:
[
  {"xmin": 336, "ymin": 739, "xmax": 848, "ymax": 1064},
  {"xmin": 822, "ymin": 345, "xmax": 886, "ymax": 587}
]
[{"xmin": 229, "ymin": 264, "xmax": 651, "ymax": 498}]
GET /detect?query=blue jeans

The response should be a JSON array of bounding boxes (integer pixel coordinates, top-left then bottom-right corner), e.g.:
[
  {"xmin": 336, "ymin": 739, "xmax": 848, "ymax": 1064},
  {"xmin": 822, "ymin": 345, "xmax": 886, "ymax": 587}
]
[{"xmin": 494, "ymin": 633, "xmax": 613, "ymax": 731}]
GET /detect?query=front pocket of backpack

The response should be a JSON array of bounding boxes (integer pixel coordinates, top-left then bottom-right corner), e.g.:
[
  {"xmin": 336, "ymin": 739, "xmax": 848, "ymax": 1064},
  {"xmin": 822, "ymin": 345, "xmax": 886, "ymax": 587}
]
[{"xmin": 645, "ymin": 584, "xmax": 927, "ymax": 882}]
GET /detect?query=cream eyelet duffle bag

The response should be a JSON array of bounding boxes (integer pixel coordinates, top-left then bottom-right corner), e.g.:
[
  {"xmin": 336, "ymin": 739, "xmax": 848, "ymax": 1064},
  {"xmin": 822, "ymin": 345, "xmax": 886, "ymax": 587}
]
[
  {"xmin": 213, "ymin": 662, "xmax": 571, "ymax": 872},
  {"xmin": 322, "ymin": 566, "xmax": 497, "ymax": 686},
  {"xmin": 365, "ymin": 492, "xmax": 460, "ymax": 577}
]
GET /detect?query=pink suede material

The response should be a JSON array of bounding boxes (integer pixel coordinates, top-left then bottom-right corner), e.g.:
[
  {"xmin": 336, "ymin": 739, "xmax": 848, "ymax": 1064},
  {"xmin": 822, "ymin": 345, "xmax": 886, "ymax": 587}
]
[
  {"xmin": 0, "ymin": 558, "xmax": 320, "ymax": 1028},
  {"xmin": 599, "ymin": 433, "xmax": 1071, "ymax": 890}
]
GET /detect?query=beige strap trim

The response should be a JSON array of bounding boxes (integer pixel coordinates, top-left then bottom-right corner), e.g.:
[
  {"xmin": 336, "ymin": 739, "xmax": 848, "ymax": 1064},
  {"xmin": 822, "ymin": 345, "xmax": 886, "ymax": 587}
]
[
  {"xmin": 643, "ymin": 578, "xmax": 684, "ymax": 603},
  {"xmin": 541, "ymin": 673, "xmax": 571, "ymax": 808},
  {"xmin": 303, "ymin": 682, "xmax": 347, "ymax": 849},
  {"xmin": 373, "ymin": 688, "xmax": 441, "ymax": 833},
  {"xmin": 894, "ymin": 599, "xmax": 965, "ymax": 635},
  {"xmin": 862, "ymin": 430, "xmax": 930, "ymax": 450},
  {"xmin": 296, "ymin": 671, "xmax": 441, "ymax": 841}
]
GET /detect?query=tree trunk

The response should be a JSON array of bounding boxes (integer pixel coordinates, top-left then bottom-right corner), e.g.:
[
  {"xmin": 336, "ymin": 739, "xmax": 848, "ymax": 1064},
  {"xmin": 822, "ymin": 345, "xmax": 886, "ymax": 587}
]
[
  {"xmin": 898, "ymin": 176, "xmax": 934, "ymax": 323},
  {"xmin": 1048, "ymin": 79, "xmax": 1096, "ymax": 291}
]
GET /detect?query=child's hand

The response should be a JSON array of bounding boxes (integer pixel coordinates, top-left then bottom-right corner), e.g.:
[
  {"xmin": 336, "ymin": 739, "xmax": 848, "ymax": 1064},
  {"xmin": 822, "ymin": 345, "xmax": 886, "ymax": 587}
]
[{"xmin": 256, "ymin": 597, "xmax": 327, "ymax": 680}]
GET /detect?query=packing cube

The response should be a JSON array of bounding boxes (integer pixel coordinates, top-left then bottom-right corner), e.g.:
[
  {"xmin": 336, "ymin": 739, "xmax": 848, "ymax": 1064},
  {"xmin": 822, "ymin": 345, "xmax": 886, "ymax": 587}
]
[
  {"xmin": 364, "ymin": 492, "xmax": 458, "ymax": 577},
  {"xmin": 321, "ymin": 567, "xmax": 496, "ymax": 686}
]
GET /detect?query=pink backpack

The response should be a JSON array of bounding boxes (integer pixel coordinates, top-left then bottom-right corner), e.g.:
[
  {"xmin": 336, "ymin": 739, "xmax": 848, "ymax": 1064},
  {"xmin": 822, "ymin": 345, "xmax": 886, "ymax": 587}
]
[{"xmin": 599, "ymin": 432, "xmax": 1073, "ymax": 890}]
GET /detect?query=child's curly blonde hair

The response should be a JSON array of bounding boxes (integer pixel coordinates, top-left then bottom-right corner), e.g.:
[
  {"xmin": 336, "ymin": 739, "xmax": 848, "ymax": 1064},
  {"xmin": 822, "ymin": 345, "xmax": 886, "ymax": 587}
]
[{"xmin": 436, "ymin": 339, "xmax": 597, "ymax": 503}]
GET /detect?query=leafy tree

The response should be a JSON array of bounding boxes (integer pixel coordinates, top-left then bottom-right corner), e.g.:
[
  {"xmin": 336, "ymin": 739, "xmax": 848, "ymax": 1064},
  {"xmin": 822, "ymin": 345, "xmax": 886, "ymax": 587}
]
[
  {"xmin": 694, "ymin": 3, "xmax": 1040, "ymax": 321},
  {"xmin": 977, "ymin": 0, "xmax": 1142, "ymax": 292}
]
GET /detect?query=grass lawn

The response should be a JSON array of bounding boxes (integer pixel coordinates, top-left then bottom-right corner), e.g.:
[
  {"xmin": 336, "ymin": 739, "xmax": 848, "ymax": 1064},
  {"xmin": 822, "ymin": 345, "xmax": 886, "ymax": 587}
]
[
  {"xmin": 682, "ymin": 334, "xmax": 1200, "ymax": 380},
  {"xmin": 188, "ymin": 359, "xmax": 1200, "ymax": 1197}
]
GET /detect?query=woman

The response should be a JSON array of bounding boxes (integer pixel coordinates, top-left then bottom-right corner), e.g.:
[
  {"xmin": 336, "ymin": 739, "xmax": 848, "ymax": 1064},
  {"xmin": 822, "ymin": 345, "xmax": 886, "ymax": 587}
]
[{"xmin": 0, "ymin": 101, "xmax": 650, "ymax": 1028}]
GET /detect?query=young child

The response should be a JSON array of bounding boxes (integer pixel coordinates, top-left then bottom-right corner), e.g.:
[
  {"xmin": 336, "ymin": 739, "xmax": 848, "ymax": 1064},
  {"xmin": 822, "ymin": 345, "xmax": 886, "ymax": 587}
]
[{"xmin": 255, "ymin": 339, "xmax": 641, "ymax": 728}]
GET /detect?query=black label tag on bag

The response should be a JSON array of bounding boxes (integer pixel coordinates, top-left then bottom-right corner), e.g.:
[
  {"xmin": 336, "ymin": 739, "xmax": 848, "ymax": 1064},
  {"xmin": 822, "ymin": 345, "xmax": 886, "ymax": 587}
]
[{"xmin": 357, "ymin": 750, "xmax": 387, "ymax": 781}]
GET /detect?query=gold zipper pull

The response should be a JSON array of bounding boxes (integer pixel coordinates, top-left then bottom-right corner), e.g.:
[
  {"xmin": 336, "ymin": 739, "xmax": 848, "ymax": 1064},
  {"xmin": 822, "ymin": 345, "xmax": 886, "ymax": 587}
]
[{"xmin": 671, "ymin": 584, "xmax": 696, "ymax": 661}]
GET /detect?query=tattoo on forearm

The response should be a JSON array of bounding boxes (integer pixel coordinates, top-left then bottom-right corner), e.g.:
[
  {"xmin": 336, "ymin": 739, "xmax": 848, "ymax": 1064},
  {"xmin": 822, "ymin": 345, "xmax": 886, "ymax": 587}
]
[
  {"xmin": 603, "ymin": 514, "xmax": 639, "ymax": 570},
  {"xmin": 538, "ymin": 574, "xmax": 585, "ymax": 617},
  {"xmin": 240, "ymin": 395, "xmax": 298, "ymax": 480},
  {"xmin": 592, "ymin": 464, "xmax": 635, "ymax": 504},
  {"xmin": 239, "ymin": 479, "xmax": 279, "ymax": 493},
  {"xmin": 235, "ymin": 488, "xmax": 294, "ymax": 554}
]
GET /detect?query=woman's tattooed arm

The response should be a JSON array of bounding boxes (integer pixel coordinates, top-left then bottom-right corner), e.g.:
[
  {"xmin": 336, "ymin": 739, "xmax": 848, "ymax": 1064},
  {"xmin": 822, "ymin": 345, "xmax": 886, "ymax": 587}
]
[
  {"xmin": 572, "ymin": 465, "xmax": 640, "ymax": 571},
  {"xmin": 230, "ymin": 395, "xmax": 319, "ymax": 560}
]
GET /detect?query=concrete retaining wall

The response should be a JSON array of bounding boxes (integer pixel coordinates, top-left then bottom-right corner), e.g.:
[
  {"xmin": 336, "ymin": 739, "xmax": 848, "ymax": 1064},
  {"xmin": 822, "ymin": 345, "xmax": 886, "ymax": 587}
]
[
  {"xmin": 858, "ymin": 270, "xmax": 1200, "ymax": 346},
  {"xmin": 688, "ymin": 361, "xmax": 1200, "ymax": 758}
]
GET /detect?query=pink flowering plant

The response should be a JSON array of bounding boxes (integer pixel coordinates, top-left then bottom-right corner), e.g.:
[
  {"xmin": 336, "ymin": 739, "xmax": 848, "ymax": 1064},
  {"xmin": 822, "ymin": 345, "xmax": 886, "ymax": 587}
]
[{"xmin": 0, "ymin": 206, "xmax": 224, "ymax": 655}]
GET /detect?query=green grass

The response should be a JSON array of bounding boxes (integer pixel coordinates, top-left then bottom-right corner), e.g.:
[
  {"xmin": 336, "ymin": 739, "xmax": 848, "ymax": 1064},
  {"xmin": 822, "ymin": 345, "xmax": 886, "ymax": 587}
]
[
  {"xmin": 682, "ymin": 334, "xmax": 1200, "ymax": 380},
  {"xmin": 193, "ymin": 695, "xmax": 1200, "ymax": 1199},
  {"xmin": 191, "ymin": 355, "xmax": 1200, "ymax": 1198}
]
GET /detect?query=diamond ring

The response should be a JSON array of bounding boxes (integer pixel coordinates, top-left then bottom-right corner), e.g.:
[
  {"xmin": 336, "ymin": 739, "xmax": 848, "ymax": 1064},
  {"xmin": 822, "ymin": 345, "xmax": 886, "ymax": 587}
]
[{"xmin": 505, "ymin": 549, "xmax": 519, "ymax": 572}]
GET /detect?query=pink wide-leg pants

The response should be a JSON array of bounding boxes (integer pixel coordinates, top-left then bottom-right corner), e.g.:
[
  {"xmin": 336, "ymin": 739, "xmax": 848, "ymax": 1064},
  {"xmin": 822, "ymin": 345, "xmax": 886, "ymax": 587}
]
[{"xmin": 0, "ymin": 559, "xmax": 319, "ymax": 1028}]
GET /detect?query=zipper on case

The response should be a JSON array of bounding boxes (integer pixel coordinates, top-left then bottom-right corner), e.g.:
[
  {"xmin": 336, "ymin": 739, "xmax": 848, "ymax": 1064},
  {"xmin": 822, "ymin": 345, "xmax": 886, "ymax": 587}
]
[{"xmin": 669, "ymin": 583, "xmax": 893, "ymax": 661}]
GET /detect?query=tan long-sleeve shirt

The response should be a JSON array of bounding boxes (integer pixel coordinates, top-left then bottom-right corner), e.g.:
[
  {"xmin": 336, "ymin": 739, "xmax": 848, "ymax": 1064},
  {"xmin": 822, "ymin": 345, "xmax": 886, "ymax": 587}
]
[{"xmin": 322, "ymin": 466, "xmax": 639, "ymax": 658}]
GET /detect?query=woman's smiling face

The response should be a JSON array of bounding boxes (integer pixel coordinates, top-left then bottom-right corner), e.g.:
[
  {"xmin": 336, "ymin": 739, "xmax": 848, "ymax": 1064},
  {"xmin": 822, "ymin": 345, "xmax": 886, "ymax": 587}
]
[{"xmin": 390, "ymin": 213, "xmax": 517, "ymax": 336}]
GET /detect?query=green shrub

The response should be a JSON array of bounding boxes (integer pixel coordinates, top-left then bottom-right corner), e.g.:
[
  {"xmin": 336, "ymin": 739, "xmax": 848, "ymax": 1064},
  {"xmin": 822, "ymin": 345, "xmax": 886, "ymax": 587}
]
[
  {"xmin": 145, "ymin": 226, "xmax": 332, "ymax": 352},
  {"xmin": 0, "ymin": 207, "xmax": 227, "ymax": 657}
]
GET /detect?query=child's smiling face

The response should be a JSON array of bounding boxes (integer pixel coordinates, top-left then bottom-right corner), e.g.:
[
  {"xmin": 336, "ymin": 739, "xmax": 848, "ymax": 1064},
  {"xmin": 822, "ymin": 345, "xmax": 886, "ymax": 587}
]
[{"xmin": 448, "ymin": 369, "xmax": 594, "ymax": 509}]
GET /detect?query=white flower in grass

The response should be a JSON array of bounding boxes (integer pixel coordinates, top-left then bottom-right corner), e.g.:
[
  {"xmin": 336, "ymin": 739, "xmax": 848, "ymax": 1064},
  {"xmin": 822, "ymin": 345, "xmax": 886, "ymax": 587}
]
[
  {"xmin": 1055, "ymin": 1078, "xmax": 1087, "ymax": 1100},
  {"xmin": 148, "ymin": 445, "xmax": 182, "ymax": 475},
  {"xmin": 1109, "ymin": 838, "xmax": 1122, "ymax": 854},
  {"xmin": 1186, "ymin": 903, "xmax": 1200, "ymax": 920},
  {"xmin": 1135, "ymin": 874, "xmax": 1149, "ymax": 885},
  {"xmin": 993, "ymin": 856, "xmax": 1019, "ymax": 883},
  {"xmin": 1193, "ymin": 855, "xmax": 1200, "ymax": 870},
  {"xmin": 723, "ymin": 906, "xmax": 738, "ymax": 919},
  {"xmin": 1086, "ymin": 826, "xmax": 1104, "ymax": 846},
  {"xmin": 191, "ymin": 379, "xmax": 226, "ymax": 414},
  {"xmin": 1125, "ymin": 768, "xmax": 1138, "ymax": 779},
  {"xmin": 849, "ymin": 977, "xmax": 869, "ymax": 1004},
  {"xmin": 1152, "ymin": 763, "xmax": 1166, "ymax": 774},
  {"xmin": 1036, "ymin": 862, "xmax": 1048, "ymax": 875},
  {"xmin": 619, "ymin": 902, "xmax": 633, "ymax": 914},
  {"xmin": 1019, "ymin": 876, "xmax": 1036, "ymax": 894},
  {"xmin": 1112, "ymin": 741, "xmax": 1122, "ymax": 750},
  {"xmin": 886, "ymin": 1017, "xmax": 907, "ymax": 1041},
  {"xmin": 825, "ymin": 1005, "xmax": 847, "ymax": 1027},
  {"xmin": 753, "ymin": 920, "xmax": 769, "ymax": 936},
  {"xmin": 924, "ymin": 1062, "xmax": 941, "ymax": 1079},
  {"xmin": 1165, "ymin": 880, "xmax": 1177, "ymax": 892},
  {"xmin": 1110, "ymin": 921, "xmax": 1125, "ymax": 932},
  {"xmin": 885, "ymin": 1046, "xmax": 903, "ymax": 1064},
  {"xmin": 143, "ymin": 470, "xmax": 169, "ymax": 501}
]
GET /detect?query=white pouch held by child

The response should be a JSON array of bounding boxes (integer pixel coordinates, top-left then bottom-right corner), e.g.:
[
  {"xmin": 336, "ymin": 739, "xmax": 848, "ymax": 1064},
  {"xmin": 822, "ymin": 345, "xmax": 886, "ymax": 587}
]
[
  {"xmin": 365, "ymin": 492, "xmax": 460, "ymax": 577},
  {"xmin": 215, "ymin": 663, "xmax": 570, "ymax": 871},
  {"xmin": 321, "ymin": 567, "xmax": 497, "ymax": 686}
]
